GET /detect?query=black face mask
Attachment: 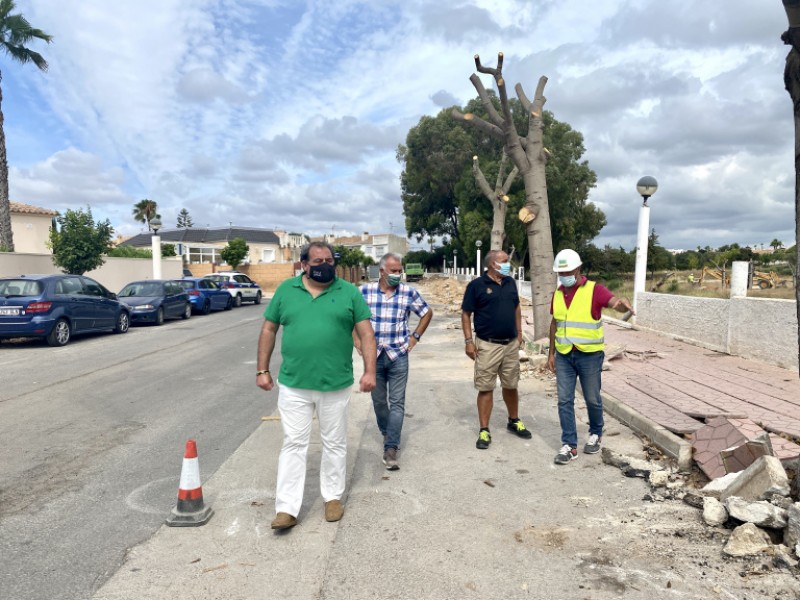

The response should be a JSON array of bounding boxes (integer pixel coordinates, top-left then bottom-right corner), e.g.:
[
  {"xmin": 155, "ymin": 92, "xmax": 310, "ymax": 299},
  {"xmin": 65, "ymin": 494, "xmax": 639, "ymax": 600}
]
[{"xmin": 307, "ymin": 262, "xmax": 335, "ymax": 283}]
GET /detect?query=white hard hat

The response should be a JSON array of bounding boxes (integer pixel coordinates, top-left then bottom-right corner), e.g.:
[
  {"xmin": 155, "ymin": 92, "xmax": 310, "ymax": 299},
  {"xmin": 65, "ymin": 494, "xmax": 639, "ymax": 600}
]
[{"xmin": 553, "ymin": 249, "xmax": 582, "ymax": 272}]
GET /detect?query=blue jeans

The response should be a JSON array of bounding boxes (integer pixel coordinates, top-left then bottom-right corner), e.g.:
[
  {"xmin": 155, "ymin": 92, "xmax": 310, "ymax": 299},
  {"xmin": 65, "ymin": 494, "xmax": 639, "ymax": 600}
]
[
  {"xmin": 555, "ymin": 349, "xmax": 604, "ymax": 448},
  {"xmin": 372, "ymin": 352, "xmax": 409, "ymax": 450}
]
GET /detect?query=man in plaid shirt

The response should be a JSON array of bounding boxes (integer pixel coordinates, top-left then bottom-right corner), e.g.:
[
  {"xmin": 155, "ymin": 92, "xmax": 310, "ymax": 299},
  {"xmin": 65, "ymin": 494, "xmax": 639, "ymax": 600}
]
[{"xmin": 357, "ymin": 252, "xmax": 433, "ymax": 470}]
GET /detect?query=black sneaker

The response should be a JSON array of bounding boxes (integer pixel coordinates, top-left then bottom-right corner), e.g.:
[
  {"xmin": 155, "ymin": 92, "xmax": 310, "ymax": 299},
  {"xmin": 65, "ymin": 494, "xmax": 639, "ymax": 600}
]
[
  {"xmin": 507, "ymin": 419, "xmax": 532, "ymax": 439},
  {"xmin": 554, "ymin": 444, "xmax": 578, "ymax": 465},
  {"xmin": 583, "ymin": 434, "xmax": 601, "ymax": 454},
  {"xmin": 476, "ymin": 430, "xmax": 491, "ymax": 449}
]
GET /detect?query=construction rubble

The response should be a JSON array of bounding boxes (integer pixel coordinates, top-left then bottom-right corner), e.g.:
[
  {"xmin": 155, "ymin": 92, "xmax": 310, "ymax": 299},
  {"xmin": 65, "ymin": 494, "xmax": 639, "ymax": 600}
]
[{"xmin": 416, "ymin": 276, "xmax": 800, "ymax": 572}]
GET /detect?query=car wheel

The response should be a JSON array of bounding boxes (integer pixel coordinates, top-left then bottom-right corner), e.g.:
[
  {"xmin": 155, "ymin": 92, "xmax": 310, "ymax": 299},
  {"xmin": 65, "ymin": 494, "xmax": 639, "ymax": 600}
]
[
  {"xmin": 224, "ymin": 296, "xmax": 233, "ymax": 311},
  {"xmin": 182, "ymin": 303, "xmax": 192, "ymax": 319},
  {"xmin": 47, "ymin": 318, "xmax": 71, "ymax": 347},
  {"xmin": 114, "ymin": 312, "xmax": 130, "ymax": 333},
  {"xmin": 254, "ymin": 291, "xmax": 262, "ymax": 305},
  {"xmin": 234, "ymin": 293, "xmax": 242, "ymax": 307},
  {"xmin": 155, "ymin": 307, "xmax": 165, "ymax": 326},
  {"xmin": 201, "ymin": 300, "xmax": 211, "ymax": 315}
]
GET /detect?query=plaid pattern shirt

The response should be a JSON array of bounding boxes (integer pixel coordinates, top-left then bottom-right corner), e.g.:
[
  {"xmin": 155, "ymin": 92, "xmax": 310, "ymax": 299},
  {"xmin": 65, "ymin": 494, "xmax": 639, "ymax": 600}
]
[{"xmin": 360, "ymin": 282, "xmax": 430, "ymax": 360}]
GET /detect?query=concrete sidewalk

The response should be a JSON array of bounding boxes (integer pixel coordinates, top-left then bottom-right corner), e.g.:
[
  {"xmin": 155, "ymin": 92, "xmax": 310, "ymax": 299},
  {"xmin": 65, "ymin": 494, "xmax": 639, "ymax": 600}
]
[{"xmin": 92, "ymin": 298, "xmax": 800, "ymax": 600}]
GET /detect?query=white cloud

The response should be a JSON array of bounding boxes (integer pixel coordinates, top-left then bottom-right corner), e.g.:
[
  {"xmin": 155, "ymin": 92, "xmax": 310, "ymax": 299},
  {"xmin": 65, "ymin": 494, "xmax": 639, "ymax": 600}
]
[{"xmin": 5, "ymin": 0, "xmax": 797, "ymax": 250}]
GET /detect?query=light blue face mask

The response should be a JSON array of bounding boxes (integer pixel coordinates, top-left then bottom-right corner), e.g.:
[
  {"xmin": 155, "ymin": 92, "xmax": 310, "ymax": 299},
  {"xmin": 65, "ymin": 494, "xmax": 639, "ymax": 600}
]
[
  {"xmin": 559, "ymin": 275, "xmax": 577, "ymax": 288},
  {"xmin": 497, "ymin": 262, "xmax": 511, "ymax": 276},
  {"xmin": 387, "ymin": 274, "xmax": 402, "ymax": 287}
]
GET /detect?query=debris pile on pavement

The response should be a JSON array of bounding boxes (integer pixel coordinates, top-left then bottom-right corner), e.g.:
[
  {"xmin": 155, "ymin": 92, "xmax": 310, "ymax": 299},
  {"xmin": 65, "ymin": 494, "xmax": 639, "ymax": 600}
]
[
  {"xmin": 415, "ymin": 278, "xmax": 800, "ymax": 577},
  {"xmin": 601, "ymin": 441, "xmax": 800, "ymax": 569}
]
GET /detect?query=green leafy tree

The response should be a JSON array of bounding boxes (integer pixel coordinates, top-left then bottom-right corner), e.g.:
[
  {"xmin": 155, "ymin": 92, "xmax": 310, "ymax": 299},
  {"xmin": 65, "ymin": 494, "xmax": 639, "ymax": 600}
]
[
  {"xmin": 161, "ymin": 243, "xmax": 176, "ymax": 257},
  {"xmin": 176, "ymin": 208, "xmax": 193, "ymax": 228},
  {"xmin": 647, "ymin": 229, "xmax": 673, "ymax": 279},
  {"xmin": 0, "ymin": 1, "xmax": 52, "ymax": 252},
  {"xmin": 132, "ymin": 198, "xmax": 159, "ymax": 231},
  {"xmin": 220, "ymin": 237, "xmax": 249, "ymax": 269},
  {"xmin": 770, "ymin": 238, "xmax": 783, "ymax": 251},
  {"xmin": 398, "ymin": 96, "xmax": 603, "ymax": 271},
  {"xmin": 107, "ymin": 245, "xmax": 152, "ymax": 258},
  {"xmin": 49, "ymin": 207, "xmax": 114, "ymax": 275}
]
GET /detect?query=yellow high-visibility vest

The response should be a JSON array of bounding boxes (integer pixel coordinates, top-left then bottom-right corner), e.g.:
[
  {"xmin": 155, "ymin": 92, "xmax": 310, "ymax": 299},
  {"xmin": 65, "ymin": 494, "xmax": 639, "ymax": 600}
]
[{"xmin": 553, "ymin": 280, "xmax": 604, "ymax": 354}]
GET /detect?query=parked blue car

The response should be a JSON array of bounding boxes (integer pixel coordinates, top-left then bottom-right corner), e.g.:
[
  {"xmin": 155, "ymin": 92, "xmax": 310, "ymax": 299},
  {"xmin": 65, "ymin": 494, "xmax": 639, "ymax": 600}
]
[
  {"xmin": 174, "ymin": 278, "xmax": 232, "ymax": 314},
  {"xmin": 117, "ymin": 280, "xmax": 192, "ymax": 325},
  {"xmin": 0, "ymin": 274, "xmax": 131, "ymax": 347}
]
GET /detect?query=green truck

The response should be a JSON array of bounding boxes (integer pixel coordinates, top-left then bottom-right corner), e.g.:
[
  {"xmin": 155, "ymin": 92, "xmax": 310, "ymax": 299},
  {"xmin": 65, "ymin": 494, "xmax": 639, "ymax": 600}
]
[{"xmin": 404, "ymin": 263, "xmax": 424, "ymax": 282}]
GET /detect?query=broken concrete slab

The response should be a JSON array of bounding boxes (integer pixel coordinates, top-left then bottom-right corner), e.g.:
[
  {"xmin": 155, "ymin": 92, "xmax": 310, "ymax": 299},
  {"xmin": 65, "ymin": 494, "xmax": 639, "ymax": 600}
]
[
  {"xmin": 702, "ymin": 496, "xmax": 728, "ymax": 527},
  {"xmin": 722, "ymin": 523, "xmax": 773, "ymax": 557},
  {"xmin": 719, "ymin": 456, "xmax": 790, "ymax": 502},
  {"xmin": 783, "ymin": 504, "xmax": 800, "ymax": 551},
  {"xmin": 724, "ymin": 497, "xmax": 788, "ymax": 529},
  {"xmin": 720, "ymin": 438, "xmax": 772, "ymax": 475},
  {"xmin": 690, "ymin": 416, "xmax": 770, "ymax": 480},
  {"xmin": 700, "ymin": 471, "xmax": 742, "ymax": 499},
  {"xmin": 772, "ymin": 545, "xmax": 799, "ymax": 569}
]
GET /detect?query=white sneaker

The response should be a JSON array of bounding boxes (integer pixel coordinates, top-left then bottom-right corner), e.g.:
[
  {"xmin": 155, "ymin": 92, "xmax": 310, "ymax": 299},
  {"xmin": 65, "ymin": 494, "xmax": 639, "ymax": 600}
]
[{"xmin": 583, "ymin": 434, "xmax": 601, "ymax": 454}]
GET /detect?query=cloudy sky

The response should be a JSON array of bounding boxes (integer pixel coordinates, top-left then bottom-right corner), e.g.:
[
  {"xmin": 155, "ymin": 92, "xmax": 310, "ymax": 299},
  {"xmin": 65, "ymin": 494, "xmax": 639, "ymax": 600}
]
[{"xmin": 3, "ymin": 0, "xmax": 796, "ymax": 251}]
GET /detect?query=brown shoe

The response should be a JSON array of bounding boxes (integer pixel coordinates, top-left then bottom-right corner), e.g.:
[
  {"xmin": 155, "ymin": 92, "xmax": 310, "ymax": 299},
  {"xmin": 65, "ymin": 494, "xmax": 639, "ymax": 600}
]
[
  {"xmin": 383, "ymin": 448, "xmax": 399, "ymax": 471},
  {"xmin": 271, "ymin": 512, "xmax": 297, "ymax": 530},
  {"xmin": 324, "ymin": 499, "xmax": 344, "ymax": 522}
]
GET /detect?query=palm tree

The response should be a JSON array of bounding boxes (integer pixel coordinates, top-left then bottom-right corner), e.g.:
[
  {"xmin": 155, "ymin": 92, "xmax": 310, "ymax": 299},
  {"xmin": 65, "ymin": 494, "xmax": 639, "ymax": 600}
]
[
  {"xmin": 770, "ymin": 238, "xmax": 783, "ymax": 251},
  {"xmin": 0, "ymin": 0, "xmax": 52, "ymax": 251},
  {"xmin": 132, "ymin": 198, "xmax": 159, "ymax": 231}
]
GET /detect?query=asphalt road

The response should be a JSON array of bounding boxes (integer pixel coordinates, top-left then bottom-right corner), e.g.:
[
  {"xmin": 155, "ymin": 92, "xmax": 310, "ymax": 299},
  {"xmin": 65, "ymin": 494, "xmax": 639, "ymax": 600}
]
[{"xmin": 0, "ymin": 302, "xmax": 275, "ymax": 600}]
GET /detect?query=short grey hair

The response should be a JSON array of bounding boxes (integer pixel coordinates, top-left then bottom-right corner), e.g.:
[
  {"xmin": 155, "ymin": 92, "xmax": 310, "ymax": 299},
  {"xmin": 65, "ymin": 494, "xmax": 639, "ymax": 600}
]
[
  {"xmin": 484, "ymin": 249, "xmax": 505, "ymax": 268},
  {"xmin": 379, "ymin": 252, "xmax": 403, "ymax": 269}
]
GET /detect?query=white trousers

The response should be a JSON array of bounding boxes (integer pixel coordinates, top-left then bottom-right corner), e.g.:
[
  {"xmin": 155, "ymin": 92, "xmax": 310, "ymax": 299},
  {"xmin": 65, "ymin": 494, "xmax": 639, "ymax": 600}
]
[{"xmin": 275, "ymin": 384, "xmax": 350, "ymax": 517}]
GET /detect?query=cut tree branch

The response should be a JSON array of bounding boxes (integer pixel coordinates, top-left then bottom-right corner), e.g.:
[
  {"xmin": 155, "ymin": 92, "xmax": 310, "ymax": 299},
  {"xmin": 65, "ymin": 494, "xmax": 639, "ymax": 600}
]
[{"xmin": 451, "ymin": 109, "xmax": 504, "ymax": 141}]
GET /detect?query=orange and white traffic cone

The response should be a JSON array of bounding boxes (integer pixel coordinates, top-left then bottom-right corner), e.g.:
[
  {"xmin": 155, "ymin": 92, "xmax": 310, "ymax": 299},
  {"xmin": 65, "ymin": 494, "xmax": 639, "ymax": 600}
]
[{"xmin": 166, "ymin": 439, "xmax": 214, "ymax": 527}]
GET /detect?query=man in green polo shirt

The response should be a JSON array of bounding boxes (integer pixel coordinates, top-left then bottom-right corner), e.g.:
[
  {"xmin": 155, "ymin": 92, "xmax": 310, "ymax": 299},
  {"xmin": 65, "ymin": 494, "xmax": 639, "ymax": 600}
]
[{"xmin": 256, "ymin": 241, "xmax": 376, "ymax": 531}]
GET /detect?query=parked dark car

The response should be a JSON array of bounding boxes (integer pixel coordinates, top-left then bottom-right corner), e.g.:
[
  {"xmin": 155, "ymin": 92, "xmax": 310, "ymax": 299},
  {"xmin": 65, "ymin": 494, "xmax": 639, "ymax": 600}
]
[
  {"xmin": 0, "ymin": 274, "xmax": 131, "ymax": 347},
  {"xmin": 174, "ymin": 278, "xmax": 232, "ymax": 314},
  {"xmin": 117, "ymin": 280, "xmax": 191, "ymax": 325}
]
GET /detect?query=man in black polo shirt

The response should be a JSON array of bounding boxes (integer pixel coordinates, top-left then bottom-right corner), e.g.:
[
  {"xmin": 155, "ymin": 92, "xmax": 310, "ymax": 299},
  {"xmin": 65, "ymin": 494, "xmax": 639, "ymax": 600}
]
[{"xmin": 461, "ymin": 249, "xmax": 532, "ymax": 449}]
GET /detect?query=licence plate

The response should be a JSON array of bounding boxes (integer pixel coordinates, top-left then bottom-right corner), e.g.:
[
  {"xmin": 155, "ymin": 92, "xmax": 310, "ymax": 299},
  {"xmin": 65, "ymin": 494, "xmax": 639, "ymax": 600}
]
[{"xmin": 0, "ymin": 307, "xmax": 20, "ymax": 316}]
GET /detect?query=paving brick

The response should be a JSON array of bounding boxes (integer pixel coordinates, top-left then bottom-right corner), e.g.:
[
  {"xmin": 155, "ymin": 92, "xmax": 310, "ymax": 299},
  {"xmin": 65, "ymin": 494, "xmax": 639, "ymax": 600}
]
[{"xmin": 600, "ymin": 325, "xmax": 800, "ymax": 467}]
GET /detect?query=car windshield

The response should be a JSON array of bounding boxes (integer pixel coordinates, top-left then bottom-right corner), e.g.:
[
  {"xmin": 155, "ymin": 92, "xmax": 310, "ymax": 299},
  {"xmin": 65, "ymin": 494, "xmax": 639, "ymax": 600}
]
[
  {"xmin": 0, "ymin": 279, "xmax": 43, "ymax": 296},
  {"xmin": 120, "ymin": 282, "xmax": 163, "ymax": 297}
]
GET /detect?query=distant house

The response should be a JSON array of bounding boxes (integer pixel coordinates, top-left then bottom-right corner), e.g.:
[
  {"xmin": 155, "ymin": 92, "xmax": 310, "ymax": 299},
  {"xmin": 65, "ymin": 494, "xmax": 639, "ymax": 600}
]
[
  {"xmin": 120, "ymin": 226, "xmax": 301, "ymax": 265},
  {"xmin": 10, "ymin": 202, "xmax": 59, "ymax": 254},
  {"xmin": 325, "ymin": 232, "xmax": 409, "ymax": 262}
]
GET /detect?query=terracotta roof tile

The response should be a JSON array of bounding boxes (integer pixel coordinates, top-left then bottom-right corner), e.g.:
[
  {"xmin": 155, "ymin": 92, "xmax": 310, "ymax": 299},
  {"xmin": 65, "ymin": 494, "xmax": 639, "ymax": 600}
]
[{"xmin": 10, "ymin": 202, "xmax": 59, "ymax": 216}]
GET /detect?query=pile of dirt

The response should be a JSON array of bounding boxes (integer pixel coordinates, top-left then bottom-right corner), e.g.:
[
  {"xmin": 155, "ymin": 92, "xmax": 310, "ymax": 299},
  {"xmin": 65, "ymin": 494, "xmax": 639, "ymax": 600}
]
[{"xmin": 415, "ymin": 275, "xmax": 532, "ymax": 313}]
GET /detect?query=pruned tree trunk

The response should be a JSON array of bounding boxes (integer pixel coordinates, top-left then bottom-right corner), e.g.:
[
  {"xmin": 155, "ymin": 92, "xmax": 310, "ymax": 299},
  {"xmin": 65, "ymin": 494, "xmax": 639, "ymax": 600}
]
[
  {"xmin": 0, "ymin": 71, "xmax": 14, "ymax": 252},
  {"xmin": 782, "ymin": 0, "xmax": 800, "ymax": 376},
  {"xmin": 453, "ymin": 52, "xmax": 555, "ymax": 340},
  {"xmin": 472, "ymin": 150, "xmax": 518, "ymax": 250}
]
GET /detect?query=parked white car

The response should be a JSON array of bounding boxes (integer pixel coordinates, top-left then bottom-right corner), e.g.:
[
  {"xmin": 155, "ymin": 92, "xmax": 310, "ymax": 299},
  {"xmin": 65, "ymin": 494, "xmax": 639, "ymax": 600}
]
[{"xmin": 202, "ymin": 272, "xmax": 262, "ymax": 307}]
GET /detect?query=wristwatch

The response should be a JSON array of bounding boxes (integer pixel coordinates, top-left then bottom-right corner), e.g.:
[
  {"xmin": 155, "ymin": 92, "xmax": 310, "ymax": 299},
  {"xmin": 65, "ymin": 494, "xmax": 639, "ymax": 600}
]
[{"xmin": 412, "ymin": 332, "xmax": 421, "ymax": 341}]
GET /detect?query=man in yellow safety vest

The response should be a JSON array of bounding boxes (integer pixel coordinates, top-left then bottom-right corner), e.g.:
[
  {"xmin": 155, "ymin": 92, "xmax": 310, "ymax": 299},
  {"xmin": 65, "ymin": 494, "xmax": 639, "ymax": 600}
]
[{"xmin": 546, "ymin": 249, "xmax": 634, "ymax": 465}]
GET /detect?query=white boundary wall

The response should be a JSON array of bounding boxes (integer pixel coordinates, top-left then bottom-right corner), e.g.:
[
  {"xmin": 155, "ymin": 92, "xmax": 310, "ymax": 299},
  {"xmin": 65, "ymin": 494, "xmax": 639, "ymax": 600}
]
[
  {"xmin": 635, "ymin": 291, "xmax": 799, "ymax": 371},
  {"xmin": 0, "ymin": 253, "xmax": 183, "ymax": 293}
]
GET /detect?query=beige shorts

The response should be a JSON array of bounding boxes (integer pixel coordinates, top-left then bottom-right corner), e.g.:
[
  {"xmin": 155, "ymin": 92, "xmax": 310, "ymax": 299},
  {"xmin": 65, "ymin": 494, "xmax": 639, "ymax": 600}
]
[{"xmin": 473, "ymin": 337, "xmax": 520, "ymax": 391}]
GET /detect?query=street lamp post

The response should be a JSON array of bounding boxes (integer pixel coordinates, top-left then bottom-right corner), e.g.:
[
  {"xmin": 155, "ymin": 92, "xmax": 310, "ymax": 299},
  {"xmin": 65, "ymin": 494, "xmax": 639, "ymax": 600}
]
[
  {"xmin": 633, "ymin": 176, "xmax": 658, "ymax": 315},
  {"xmin": 475, "ymin": 240, "xmax": 482, "ymax": 277},
  {"xmin": 150, "ymin": 216, "xmax": 163, "ymax": 279}
]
